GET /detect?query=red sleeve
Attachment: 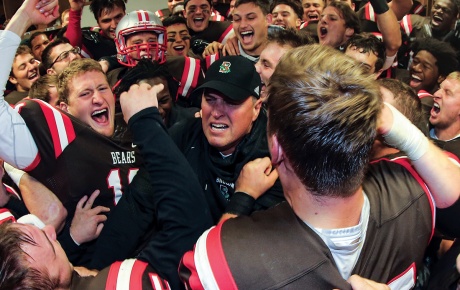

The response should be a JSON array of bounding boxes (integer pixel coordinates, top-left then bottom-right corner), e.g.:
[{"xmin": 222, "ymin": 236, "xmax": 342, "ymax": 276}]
[
  {"xmin": 65, "ymin": 9, "xmax": 93, "ymax": 58},
  {"xmin": 179, "ymin": 225, "xmax": 238, "ymax": 290}
]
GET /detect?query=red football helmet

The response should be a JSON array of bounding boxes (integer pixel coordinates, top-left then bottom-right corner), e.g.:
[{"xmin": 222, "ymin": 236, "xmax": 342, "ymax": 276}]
[{"xmin": 115, "ymin": 10, "xmax": 167, "ymax": 67}]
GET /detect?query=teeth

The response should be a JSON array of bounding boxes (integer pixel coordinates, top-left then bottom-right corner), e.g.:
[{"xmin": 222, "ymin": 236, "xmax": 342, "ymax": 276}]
[
  {"xmin": 92, "ymin": 109, "xmax": 107, "ymax": 116},
  {"xmin": 241, "ymin": 31, "xmax": 253, "ymax": 35},
  {"xmin": 174, "ymin": 46, "xmax": 185, "ymax": 50},
  {"xmin": 411, "ymin": 74, "xmax": 421, "ymax": 81},
  {"xmin": 433, "ymin": 15, "xmax": 443, "ymax": 21},
  {"xmin": 211, "ymin": 124, "xmax": 227, "ymax": 129},
  {"xmin": 434, "ymin": 103, "xmax": 440, "ymax": 109},
  {"xmin": 194, "ymin": 17, "xmax": 203, "ymax": 21}
]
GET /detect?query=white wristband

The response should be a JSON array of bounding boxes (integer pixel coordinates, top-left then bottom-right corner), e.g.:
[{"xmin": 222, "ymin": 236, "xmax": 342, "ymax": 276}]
[
  {"xmin": 382, "ymin": 103, "xmax": 429, "ymax": 161},
  {"xmin": 3, "ymin": 163, "xmax": 26, "ymax": 186}
]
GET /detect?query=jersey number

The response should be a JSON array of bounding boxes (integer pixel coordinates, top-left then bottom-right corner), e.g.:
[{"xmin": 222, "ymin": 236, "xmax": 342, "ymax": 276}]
[{"xmin": 107, "ymin": 168, "xmax": 139, "ymax": 205}]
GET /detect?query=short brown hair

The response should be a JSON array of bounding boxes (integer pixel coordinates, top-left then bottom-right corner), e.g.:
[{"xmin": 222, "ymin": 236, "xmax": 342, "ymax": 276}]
[
  {"xmin": 267, "ymin": 44, "xmax": 380, "ymax": 197},
  {"xmin": 58, "ymin": 58, "xmax": 107, "ymax": 104},
  {"xmin": 0, "ymin": 222, "xmax": 57, "ymax": 290},
  {"xmin": 29, "ymin": 75, "xmax": 59, "ymax": 104}
]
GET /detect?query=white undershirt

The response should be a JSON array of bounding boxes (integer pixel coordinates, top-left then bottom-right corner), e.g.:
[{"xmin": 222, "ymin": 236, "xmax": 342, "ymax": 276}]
[{"xmin": 305, "ymin": 192, "xmax": 370, "ymax": 279}]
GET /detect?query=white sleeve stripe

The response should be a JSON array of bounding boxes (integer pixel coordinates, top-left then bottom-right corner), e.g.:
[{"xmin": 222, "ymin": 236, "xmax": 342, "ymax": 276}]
[
  {"xmin": 116, "ymin": 259, "xmax": 137, "ymax": 290},
  {"xmin": 182, "ymin": 59, "xmax": 197, "ymax": 97},
  {"xmin": 402, "ymin": 17, "xmax": 411, "ymax": 36},
  {"xmin": 46, "ymin": 102, "xmax": 71, "ymax": 151},
  {"xmin": 0, "ymin": 211, "xmax": 14, "ymax": 223},
  {"xmin": 194, "ymin": 227, "xmax": 220, "ymax": 290},
  {"xmin": 220, "ymin": 30, "xmax": 234, "ymax": 45}
]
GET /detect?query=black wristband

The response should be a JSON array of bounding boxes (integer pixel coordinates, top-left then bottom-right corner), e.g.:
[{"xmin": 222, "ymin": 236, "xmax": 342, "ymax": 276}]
[
  {"xmin": 370, "ymin": 0, "xmax": 389, "ymax": 14},
  {"xmin": 225, "ymin": 191, "xmax": 256, "ymax": 216}
]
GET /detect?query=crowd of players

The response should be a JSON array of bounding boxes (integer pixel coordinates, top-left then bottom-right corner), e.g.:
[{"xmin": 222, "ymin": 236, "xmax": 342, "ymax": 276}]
[{"xmin": 0, "ymin": 0, "xmax": 460, "ymax": 289}]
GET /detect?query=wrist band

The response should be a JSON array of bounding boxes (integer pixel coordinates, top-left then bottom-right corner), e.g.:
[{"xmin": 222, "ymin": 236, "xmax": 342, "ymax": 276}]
[
  {"xmin": 370, "ymin": 0, "xmax": 389, "ymax": 14},
  {"xmin": 3, "ymin": 163, "xmax": 26, "ymax": 186},
  {"xmin": 382, "ymin": 103, "xmax": 429, "ymax": 161},
  {"xmin": 225, "ymin": 191, "xmax": 256, "ymax": 216}
]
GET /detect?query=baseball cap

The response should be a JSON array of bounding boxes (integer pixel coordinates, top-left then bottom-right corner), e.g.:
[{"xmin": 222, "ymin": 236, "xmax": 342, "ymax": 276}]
[{"xmin": 194, "ymin": 56, "xmax": 261, "ymax": 101}]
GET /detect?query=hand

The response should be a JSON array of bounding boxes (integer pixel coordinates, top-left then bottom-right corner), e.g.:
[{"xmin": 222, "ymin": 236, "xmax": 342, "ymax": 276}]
[
  {"xmin": 70, "ymin": 190, "xmax": 110, "ymax": 244},
  {"xmin": 222, "ymin": 36, "xmax": 240, "ymax": 56},
  {"xmin": 69, "ymin": 0, "xmax": 86, "ymax": 11},
  {"xmin": 235, "ymin": 157, "xmax": 279, "ymax": 200},
  {"xmin": 22, "ymin": 0, "xmax": 60, "ymax": 23},
  {"xmin": 120, "ymin": 83, "xmax": 164, "ymax": 123},
  {"xmin": 202, "ymin": 41, "xmax": 223, "ymax": 57},
  {"xmin": 377, "ymin": 102, "xmax": 394, "ymax": 136},
  {"xmin": 74, "ymin": 266, "xmax": 99, "ymax": 277},
  {"xmin": 99, "ymin": 59, "xmax": 110, "ymax": 73},
  {"xmin": 347, "ymin": 275, "xmax": 390, "ymax": 290}
]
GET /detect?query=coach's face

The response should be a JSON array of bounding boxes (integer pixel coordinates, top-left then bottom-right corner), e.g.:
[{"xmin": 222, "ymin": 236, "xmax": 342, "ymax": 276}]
[{"xmin": 201, "ymin": 89, "xmax": 262, "ymax": 155}]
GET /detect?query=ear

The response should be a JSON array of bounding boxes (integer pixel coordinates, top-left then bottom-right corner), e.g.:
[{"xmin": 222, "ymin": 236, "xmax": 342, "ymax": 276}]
[
  {"xmin": 59, "ymin": 102, "xmax": 69, "ymax": 112},
  {"xmin": 438, "ymin": 75, "xmax": 446, "ymax": 85},
  {"xmin": 47, "ymin": 68, "xmax": 57, "ymax": 75},
  {"xmin": 268, "ymin": 134, "xmax": 284, "ymax": 166},
  {"xmin": 266, "ymin": 13, "xmax": 273, "ymax": 24},
  {"xmin": 8, "ymin": 75, "xmax": 18, "ymax": 85},
  {"xmin": 296, "ymin": 17, "xmax": 301, "ymax": 28},
  {"xmin": 252, "ymin": 98, "xmax": 263, "ymax": 121},
  {"xmin": 345, "ymin": 27, "xmax": 354, "ymax": 37},
  {"xmin": 374, "ymin": 69, "xmax": 383, "ymax": 79}
]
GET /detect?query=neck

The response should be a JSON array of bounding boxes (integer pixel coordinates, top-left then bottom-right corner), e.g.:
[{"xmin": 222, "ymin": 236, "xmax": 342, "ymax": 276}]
[
  {"xmin": 278, "ymin": 161, "xmax": 364, "ymax": 229},
  {"xmin": 435, "ymin": 124, "xmax": 460, "ymax": 141}
]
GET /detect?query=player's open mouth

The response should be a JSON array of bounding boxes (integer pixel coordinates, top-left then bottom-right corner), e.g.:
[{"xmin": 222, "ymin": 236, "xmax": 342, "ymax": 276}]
[
  {"xmin": 319, "ymin": 27, "xmax": 328, "ymax": 36},
  {"xmin": 194, "ymin": 17, "xmax": 204, "ymax": 26},
  {"xmin": 92, "ymin": 108, "xmax": 109, "ymax": 123},
  {"xmin": 240, "ymin": 30, "xmax": 254, "ymax": 44},
  {"xmin": 431, "ymin": 15, "xmax": 443, "ymax": 26},
  {"xmin": 431, "ymin": 102, "xmax": 440, "ymax": 116},
  {"xmin": 28, "ymin": 71, "xmax": 38, "ymax": 80},
  {"xmin": 308, "ymin": 13, "xmax": 319, "ymax": 20},
  {"xmin": 409, "ymin": 74, "xmax": 422, "ymax": 88},
  {"xmin": 174, "ymin": 45, "xmax": 185, "ymax": 52}
]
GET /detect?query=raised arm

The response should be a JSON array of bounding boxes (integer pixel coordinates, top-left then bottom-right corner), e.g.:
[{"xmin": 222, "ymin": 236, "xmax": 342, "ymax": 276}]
[
  {"xmin": 0, "ymin": 0, "xmax": 59, "ymax": 169},
  {"xmin": 65, "ymin": 0, "xmax": 85, "ymax": 51},
  {"xmin": 371, "ymin": 0, "xmax": 402, "ymax": 67},
  {"xmin": 379, "ymin": 103, "xmax": 460, "ymax": 208}
]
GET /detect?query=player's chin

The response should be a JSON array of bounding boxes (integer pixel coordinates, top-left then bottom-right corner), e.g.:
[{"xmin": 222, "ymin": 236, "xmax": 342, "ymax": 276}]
[{"xmin": 93, "ymin": 123, "xmax": 114, "ymax": 137}]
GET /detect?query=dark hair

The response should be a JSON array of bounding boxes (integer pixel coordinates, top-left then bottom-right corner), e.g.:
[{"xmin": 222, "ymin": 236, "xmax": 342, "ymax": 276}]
[
  {"xmin": 41, "ymin": 38, "xmax": 71, "ymax": 70},
  {"xmin": 29, "ymin": 74, "xmax": 59, "ymax": 104},
  {"xmin": 378, "ymin": 78, "xmax": 423, "ymax": 127},
  {"xmin": 327, "ymin": 1, "xmax": 360, "ymax": 33},
  {"xmin": 411, "ymin": 38, "xmax": 459, "ymax": 78},
  {"xmin": 162, "ymin": 14, "xmax": 188, "ymax": 27},
  {"xmin": 345, "ymin": 33, "xmax": 385, "ymax": 72},
  {"xmin": 10, "ymin": 45, "xmax": 33, "ymax": 77},
  {"xmin": 270, "ymin": 0, "xmax": 304, "ymax": 19},
  {"xmin": 114, "ymin": 59, "xmax": 179, "ymax": 100},
  {"xmin": 28, "ymin": 32, "xmax": 48, "ymax": 49},
  {"xmin": 184, "ymin": 0, "xmax": 212, "ymax": 9},
  {"xmin": 267, "ymin": 44, "xmax": 380, "ymax": 198},
  {"xmin": 89, "ymin": 0, "xmax": 126, "ymax": 21},
  {"xmin": 267, "ymin": 27, "xmax": 314, "ymax": 48},
  {"xmin": 0, "ymin": 222, "xmax": 57, "ymax": 290},
  {"xmin": 235, "ymin": 0, "xmax": 271, "ymax": 15}
]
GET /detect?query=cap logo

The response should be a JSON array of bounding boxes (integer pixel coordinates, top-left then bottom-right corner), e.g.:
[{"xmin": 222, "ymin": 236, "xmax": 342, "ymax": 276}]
[{"xmin": 219, "ymin": 61, "xmax": 231, "ymax": 73}]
